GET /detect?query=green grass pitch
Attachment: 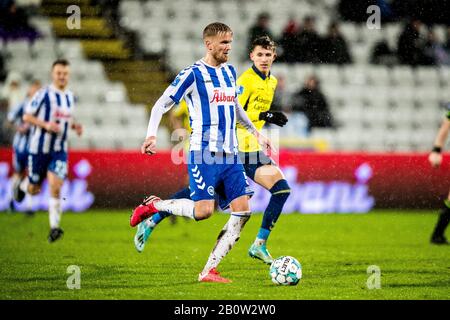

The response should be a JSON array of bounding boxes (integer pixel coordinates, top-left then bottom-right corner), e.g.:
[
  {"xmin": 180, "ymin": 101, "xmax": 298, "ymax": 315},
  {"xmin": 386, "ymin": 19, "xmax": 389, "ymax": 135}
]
[{"xmin": 0, "ymin": 210, "xmax": 449, "ymax": 300}]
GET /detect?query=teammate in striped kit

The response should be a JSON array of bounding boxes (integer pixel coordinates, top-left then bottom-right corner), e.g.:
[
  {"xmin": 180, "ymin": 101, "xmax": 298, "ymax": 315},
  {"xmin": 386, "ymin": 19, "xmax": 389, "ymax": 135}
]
[
  {"xmin": 129, "ymin": 22, "xmax": 274, "ymax": 283},
  {"xmin": 7, "ymin": 80, "xmax": 41, "ymax": 214},
  {"xmin": 13, "ymin": 59, "xmax": 83, "ymax": 243}
]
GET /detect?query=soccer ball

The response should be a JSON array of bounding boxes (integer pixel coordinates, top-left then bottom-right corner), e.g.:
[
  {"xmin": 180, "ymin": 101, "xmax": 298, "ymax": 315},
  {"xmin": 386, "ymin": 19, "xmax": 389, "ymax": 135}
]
[{"xmin": 269, "ymin": 256, "xmax": 302, "ymax": 285}]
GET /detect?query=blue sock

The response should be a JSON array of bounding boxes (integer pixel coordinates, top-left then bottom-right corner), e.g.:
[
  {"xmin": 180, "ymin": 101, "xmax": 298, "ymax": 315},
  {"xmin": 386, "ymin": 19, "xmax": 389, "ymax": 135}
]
[
  {"xmin": 256, "ymin": 228, "xmax": 271, "ymax": 241},
  {"xmin": 150, "ymin": 187, "xmax": 191, "ymax": 226},
  {"xmin": 257, "ymin": 179, "xmax": 290, "ymax": 243},
  {"xmin": 151, "ymin": 212, "xmax": 168, "ymax": 225}
]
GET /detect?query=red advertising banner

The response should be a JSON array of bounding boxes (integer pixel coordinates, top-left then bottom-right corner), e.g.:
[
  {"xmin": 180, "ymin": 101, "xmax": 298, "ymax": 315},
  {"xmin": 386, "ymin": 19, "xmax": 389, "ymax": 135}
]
[{"xmin": 0, "ymin": 148, "xmax": 448, "ymax": 211}]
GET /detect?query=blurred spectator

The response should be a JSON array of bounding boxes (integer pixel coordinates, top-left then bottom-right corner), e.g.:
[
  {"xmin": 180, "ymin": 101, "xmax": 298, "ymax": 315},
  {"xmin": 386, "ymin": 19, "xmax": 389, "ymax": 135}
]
[
  {"xmin": 444, "ymin": 26, "xmax": 450, "ymax": 55},
  {"xmin": 424, "ymin": 29, "xmax": 450, "ymax": 66},
  {"xmin": 247, "ymin": 12, "xmax": 274, "ymax": 53},
  {"xmin": 14, "ymin": 0, "xmax": 42, "ymax": 15},
  {"xmin": 277, "ymin": 18, "xmax": 300, "ymax": 63},
  {"xmin": 0, "ymin": 0, "xmax": 40, "ymax": 46},
  {"xmin": 445, "ymin": 27, "xmax": 450, "ymax": 52},
  {"xmin": 376, "ymin": 0, "xmax": 397, "ymax": 22},
  {"xmin": 391, "ymin": 0, "xmax": 449, "ymax": 25},
  {"xmin": 0, "ymin": 72, "xmax": 26, "ymax": 113},
  {"xmin": 340, "ymin": 0, "xmax": 448, "ymax": 24},
  {"xmin": 95, "ymin": 0, "xmax": 120, "ymax": 21},
  {"xmin": 0, "ymin": 54, "xmax": 6, "ymax": 82},
  {"xmin": 296, "ymin": 16, "xmax": 322, "ymax": 63},
  {"xmin": 397, "ymin": 19, "xmax": 433, "ymax": 66},
  {"xmin": 370, "ymin": 39, "xmax": 397, "ymax": 65},
  {"xmin": 320, "ymin": 21, "xmax": 352, "ymax": 65},
  {"xmin": 291, "ymin": 75, "xmax": 335, "ymax": 132},
  {"xmin": 271, "ymin": 75, "xmax": 292, "ymax": 113},
  {"xmin": 338, "ymin": 0, "xmax": 374, "ymax": 23}
]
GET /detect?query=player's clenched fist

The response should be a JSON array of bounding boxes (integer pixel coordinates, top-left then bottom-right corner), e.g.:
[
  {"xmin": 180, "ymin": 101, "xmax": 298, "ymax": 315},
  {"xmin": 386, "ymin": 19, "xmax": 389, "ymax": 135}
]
[
  {"xmin": 72, "ymin": 123, "xmax": 83, "ymax": 137},
  {"xmin": 259, "ymin": 111, "xmax": 288, "ymax": 127},
  {"xmin": 141, "ymin": 136, "xmax": 157, "ymax": 155},
  {"xmin": 429, "ymin": 151, "xmax": 442, "ymax": 168},
  {"xmin": 256, "ymin": 132, "xmax": 276, "ymax": 157},
  {"xmin": 45, "ymin": 121, "xmax": 60, "ymax": 133}
]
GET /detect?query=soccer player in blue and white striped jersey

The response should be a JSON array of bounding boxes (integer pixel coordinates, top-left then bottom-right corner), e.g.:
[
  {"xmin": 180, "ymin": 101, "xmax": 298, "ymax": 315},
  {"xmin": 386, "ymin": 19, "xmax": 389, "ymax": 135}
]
[
  {"xmin": 7, "ymin": 79, "xmax": 41, "ymax": 214},
  {"xmin": 13, "ymin": 59, "xmax": 83, "ymax": 243},
  {"xmin": 130, "ymin": 22, "xmax": 275, "ymax": 283}
]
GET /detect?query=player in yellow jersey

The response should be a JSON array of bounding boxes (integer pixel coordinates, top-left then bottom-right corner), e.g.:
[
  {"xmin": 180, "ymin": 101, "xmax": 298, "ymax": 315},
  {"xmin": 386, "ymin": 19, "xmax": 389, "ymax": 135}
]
[
  {"xmin": 235, "ymin": 36, "xmax": 290, "ymax": 264},
  {"xmin": 170, "ymin": 99, "xmax": 191, "ymax": 135}
]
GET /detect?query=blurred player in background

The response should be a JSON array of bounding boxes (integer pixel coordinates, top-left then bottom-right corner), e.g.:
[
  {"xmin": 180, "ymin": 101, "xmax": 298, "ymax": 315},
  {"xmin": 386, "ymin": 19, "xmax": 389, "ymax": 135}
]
[
  {"xmin": 130, "ymin": 22, "xmax": 274, "ymax": 283},
  {"xmin": 236, "ymin": 35, "xmax": 290, "ymax": 264},
  {"xmin": 134, "ymin": 36, "xmax": 289, "ymax": 266},
  {"xmin": 167, "ymin": 100, "xmax": 192, "ymax": 225},
  {"xmin": 428, "ymin": 102, "xmax": 450, "ymax": 245},
  {"xmin": 8, "ymin": 79, "xmax": 41, "ymax": 215},
  {"xmin": 13, "ymin": 59, "xmax": 83, "ymax": 243},
  {"xmin": 134, "ymin": 100, "xmax": 191, "ymax": 248}
]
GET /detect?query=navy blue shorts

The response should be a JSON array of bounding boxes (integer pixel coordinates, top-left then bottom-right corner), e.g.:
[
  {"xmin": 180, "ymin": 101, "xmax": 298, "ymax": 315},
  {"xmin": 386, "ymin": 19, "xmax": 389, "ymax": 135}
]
[
  {"xmin": 28, "ymin": 152, "xmax": 68, "ymax": 185},
  {"xmin": 188, "ymin": 151, "xmax": 253, "ymax": 211},
  {"xmin": 239, "ymin": 151, "xmax": 274, "ymax": 180},
  {"xmin": 13, "ymin": 149, "xmax": 28, "ymax": 173}
]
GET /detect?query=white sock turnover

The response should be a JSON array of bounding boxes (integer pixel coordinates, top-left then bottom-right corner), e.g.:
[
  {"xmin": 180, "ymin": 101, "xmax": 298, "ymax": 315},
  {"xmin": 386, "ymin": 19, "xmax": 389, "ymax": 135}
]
[
  {"xmin": 154, "ymin": 199, "xmax": 196, "ymax": 219},
  {"xmin": 49, "ymin": 197, "xmax": 62, "ymax": 229}
]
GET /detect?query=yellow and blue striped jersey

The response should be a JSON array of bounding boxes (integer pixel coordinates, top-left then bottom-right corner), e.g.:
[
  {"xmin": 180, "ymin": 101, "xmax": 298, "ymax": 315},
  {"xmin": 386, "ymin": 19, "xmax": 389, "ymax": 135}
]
[{"xmin": 236, "ymin": 65, "xmax": 278, "ymax": 152}]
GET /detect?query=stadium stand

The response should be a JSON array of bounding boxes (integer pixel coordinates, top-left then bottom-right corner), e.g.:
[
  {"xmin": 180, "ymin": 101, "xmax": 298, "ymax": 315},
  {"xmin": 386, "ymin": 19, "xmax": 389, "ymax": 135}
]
[
  {"xmin": 1, "ymin": 0, "xmax": 170, "ymax": 150},
  {"xmin": 118, "ymin": 0, "xmax": 450, "ymax": 152},
  {"xmin": 1, "ymin": 0, "xmax": 449, "ymax": 152}
]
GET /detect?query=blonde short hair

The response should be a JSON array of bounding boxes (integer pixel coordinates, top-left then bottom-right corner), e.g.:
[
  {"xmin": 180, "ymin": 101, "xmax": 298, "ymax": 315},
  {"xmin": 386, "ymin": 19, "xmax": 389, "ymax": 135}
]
[{"xmin": 203, "ymin": 22, "xmax": 233, "ymax": 39}]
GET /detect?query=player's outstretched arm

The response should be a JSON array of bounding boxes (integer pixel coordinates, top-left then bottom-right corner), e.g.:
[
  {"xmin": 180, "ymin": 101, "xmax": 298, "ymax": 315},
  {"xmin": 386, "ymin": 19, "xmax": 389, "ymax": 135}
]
[
  {"xmin": 235, "ymin": 100, "xmax": 276, "ymax": 155},
  {"xmin": 142, "ymin": 94, "xmax": 176, "ymax": 155},
  {"xmin": 429, "ymin": 118, "xmax": 450, "ymax": 168}
]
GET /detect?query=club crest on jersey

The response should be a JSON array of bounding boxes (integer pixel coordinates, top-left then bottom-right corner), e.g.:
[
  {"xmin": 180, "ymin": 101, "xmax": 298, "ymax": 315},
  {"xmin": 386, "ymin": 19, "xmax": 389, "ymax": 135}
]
[
  {"xmin": 209, "ymin": 90, "xmax": 235, "ymax": 103},
  {"xmin": 236, "ymin": 85, "xmax": 244, "ymax": 95},
  {"xmin": 171, "ymin": 77, "xmax": 181, "ymax": 86}
]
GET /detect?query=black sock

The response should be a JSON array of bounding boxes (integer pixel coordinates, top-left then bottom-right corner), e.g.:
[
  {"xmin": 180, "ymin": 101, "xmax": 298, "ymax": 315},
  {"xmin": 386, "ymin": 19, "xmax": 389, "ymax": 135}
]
[{"xmin": 432, "ymin": 203, "xmax": 450, "ymax": 239}]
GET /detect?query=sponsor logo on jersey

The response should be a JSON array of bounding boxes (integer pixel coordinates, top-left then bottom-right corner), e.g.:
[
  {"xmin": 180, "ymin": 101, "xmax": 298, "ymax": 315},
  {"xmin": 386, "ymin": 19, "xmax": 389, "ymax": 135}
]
[
  {"xmin": 209, "ymin": 90, "xmax": 235, "ymax": 103},
  {"xmin": 54, "ymin": 110, "xmax": 72, "ymax": 120}
]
